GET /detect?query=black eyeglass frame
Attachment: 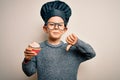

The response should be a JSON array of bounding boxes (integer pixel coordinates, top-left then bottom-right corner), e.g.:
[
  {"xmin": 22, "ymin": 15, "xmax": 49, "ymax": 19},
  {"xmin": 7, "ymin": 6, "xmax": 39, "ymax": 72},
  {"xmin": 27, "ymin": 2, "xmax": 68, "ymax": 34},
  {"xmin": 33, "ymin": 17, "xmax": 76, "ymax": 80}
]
[{"xmin": 45, "ymin": 22, "xmax": 66, "ymax": 30}]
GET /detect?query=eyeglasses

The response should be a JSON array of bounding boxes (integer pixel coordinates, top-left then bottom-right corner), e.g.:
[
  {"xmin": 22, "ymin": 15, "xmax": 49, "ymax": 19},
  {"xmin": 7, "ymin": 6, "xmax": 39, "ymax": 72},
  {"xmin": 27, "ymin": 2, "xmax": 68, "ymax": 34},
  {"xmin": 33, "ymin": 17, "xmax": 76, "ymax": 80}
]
[{"xmin": 46, "ymin": 22, "xmax": 65, "ymax": 30}]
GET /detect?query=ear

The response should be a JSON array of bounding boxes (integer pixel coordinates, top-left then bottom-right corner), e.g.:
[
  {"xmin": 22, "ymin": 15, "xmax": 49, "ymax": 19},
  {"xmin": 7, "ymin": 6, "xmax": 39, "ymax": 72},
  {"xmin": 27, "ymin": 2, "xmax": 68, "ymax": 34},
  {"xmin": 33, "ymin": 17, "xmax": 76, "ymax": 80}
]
[
  {"xmin": 63, "ymin": 27, "xmax": 68, "ymax": 33},
  {"xmin": 43, "ymin": 26, "xmax": 48, "ymax": 33}
]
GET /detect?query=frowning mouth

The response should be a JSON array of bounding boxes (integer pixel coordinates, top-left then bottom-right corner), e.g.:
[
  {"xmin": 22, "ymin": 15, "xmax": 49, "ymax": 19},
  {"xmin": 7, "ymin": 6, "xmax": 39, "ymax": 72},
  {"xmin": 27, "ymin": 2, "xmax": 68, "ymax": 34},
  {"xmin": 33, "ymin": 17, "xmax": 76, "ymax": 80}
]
[{"xmin": 53, "ymin": 31, "xmax": 59, "ymax": 33}]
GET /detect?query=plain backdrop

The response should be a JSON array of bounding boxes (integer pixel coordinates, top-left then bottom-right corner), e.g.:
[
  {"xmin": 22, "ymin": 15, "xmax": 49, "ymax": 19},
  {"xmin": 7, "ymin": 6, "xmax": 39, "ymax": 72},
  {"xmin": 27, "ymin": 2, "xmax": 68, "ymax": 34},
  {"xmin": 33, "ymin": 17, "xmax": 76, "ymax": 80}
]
[{"xmin": 0, "ymin": 0, "xmax": 120, "ymax": 80}]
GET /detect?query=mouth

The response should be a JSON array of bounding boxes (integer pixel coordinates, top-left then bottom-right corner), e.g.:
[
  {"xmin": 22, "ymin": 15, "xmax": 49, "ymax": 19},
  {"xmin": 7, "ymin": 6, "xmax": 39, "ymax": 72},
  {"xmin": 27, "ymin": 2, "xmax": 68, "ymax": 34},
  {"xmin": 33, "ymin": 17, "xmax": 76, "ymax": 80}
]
[
  {"xmin": 52, "ymin": 31, "xmax": 60, "ymax": 33},
  {"xmin": 53, "ymin": 32, "xmax": 60, "ymax": 35}
]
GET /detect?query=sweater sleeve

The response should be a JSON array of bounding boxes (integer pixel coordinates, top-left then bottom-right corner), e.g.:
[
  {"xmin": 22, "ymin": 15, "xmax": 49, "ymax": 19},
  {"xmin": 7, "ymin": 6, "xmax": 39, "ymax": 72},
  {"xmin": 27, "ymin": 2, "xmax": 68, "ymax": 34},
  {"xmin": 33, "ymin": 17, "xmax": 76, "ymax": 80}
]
[
  {"xmin": 22, "ymin": 56, "xmax": 37, "ymax": 77},
  {"xmin": 74, "ymin": 39, "xmax": 96, "ymax": 61}
]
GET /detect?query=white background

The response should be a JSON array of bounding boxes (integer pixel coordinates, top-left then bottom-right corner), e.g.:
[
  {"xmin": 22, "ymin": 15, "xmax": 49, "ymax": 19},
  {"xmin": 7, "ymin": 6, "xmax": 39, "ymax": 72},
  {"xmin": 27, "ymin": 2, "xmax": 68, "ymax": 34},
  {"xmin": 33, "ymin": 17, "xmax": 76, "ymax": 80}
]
[{"xmin": 0, "ymin": 0, "xmax": 120, "ymax": 80}]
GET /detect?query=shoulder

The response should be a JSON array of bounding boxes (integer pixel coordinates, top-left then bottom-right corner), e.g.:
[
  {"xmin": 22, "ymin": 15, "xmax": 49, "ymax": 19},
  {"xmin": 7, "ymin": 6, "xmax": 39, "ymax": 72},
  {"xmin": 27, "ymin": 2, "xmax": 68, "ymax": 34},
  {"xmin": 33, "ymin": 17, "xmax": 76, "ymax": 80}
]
[{"xmin": 39, "ymin": 40, "xmax": 47, "ymax": 48}]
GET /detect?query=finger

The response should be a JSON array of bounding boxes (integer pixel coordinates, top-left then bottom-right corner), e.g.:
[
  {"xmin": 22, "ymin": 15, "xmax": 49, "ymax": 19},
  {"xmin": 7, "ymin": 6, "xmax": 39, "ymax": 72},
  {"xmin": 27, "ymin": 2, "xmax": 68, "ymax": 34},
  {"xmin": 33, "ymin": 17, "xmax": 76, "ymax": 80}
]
[
  {"xmin": 25, "ymin": 53, "xmax": 36, "ymax": 56},
  {"xmin": 24, "ymin": 50, "xmax": 35, "ymax": 54},
  {"xmin": 71, "ymin": 34, "xmax": 78, "ymax": 43},
  {"xmin": 24, "ymin": 51, "xmax": 36, "ymax": 54},
  {"xmin": 67, "ymin": 36, "xmax": 76, "ymax": 45},
  {"xmin": 66, "ymin": 38, "xmax": 73, "ymax": 45},
  {"xmin": 67, "ymin": 36, "xmax": 74, "ymax": 43},
  {"xmin": 26, "ymin": 47, "xmax": 32, "ymax": 51},
  {"xmin": 69, "ymin": 34, "xmax": 77, "ymax": 41},
  {"xmin": 24, "ymin": 51, "xmax": 37, "ymax": 56},
  {"xmin": 25, "ymin": 52, "xmax": 36, "ymax": 56},
  {"xmin": 71, "ymin": 34, "xmax": 77, "ymax": 39},
  {"xmin": 66, "ymin": 44, "xmax": 72, "ymax": 51},
  {"xmin": 69, "ymin": 35, "xmax": 74, "ymax": 41},
  {"xmin": 69, "ymin": 34, "xmax": 75, "ymax": 41}
]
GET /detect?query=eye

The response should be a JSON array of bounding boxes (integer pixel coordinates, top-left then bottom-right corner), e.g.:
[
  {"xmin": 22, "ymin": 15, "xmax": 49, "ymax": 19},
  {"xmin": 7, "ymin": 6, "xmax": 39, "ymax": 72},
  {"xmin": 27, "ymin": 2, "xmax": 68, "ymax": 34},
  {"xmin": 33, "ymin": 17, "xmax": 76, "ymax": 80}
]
[
  {"xmin": 58, "ymin": 24, "xmax": 62, "ymax": 26},
  {"xmin": 49, "ymin": 23, "xmax": 54, "ymax": 26},
  {"xmin": 58, "ymin": 23, "xmax": 64, "ymax": 26}
]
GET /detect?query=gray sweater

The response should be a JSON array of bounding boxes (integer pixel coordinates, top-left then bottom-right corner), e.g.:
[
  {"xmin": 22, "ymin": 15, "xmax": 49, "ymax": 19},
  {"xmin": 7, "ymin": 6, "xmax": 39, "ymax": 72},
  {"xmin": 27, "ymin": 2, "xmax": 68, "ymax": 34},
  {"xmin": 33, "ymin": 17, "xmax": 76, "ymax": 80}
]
[{"xmin": 22, "ymin": 39, "xmax": 96, "ymax": 80}]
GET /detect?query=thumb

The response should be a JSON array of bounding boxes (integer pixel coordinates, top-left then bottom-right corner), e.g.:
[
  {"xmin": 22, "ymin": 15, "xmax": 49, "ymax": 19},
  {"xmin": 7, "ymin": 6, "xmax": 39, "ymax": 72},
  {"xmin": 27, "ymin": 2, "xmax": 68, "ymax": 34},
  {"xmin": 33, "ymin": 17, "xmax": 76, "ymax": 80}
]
[{"xmin": 66, "ymin": 44, "xmax": 72, "ymax": 51}]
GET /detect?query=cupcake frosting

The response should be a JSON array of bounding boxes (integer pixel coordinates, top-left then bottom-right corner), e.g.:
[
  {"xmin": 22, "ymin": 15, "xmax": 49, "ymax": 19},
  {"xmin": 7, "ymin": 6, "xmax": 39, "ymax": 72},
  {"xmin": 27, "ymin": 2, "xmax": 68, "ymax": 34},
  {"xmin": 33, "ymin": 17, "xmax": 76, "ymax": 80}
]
[{"xmin": 29, "ymin": 42, "xmax": 40, "ymax": 48}]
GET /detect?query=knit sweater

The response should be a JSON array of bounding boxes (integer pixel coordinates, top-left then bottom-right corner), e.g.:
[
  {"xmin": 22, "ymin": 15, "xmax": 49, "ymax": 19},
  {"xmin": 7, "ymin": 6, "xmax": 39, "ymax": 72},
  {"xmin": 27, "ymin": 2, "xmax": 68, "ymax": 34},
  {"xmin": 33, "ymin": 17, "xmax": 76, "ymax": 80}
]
[{"xmin": 22, "ymin": 39, "xmax": 96, "ymax": 80}]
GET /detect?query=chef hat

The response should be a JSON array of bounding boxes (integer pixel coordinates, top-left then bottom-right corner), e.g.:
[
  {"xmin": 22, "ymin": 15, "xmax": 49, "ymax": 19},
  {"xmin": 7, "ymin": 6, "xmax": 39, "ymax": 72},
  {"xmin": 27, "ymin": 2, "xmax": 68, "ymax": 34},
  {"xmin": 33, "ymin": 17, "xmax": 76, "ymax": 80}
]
[{"xmin": 40, "ymin": 0, "xmax": 72, "ymax": 26}]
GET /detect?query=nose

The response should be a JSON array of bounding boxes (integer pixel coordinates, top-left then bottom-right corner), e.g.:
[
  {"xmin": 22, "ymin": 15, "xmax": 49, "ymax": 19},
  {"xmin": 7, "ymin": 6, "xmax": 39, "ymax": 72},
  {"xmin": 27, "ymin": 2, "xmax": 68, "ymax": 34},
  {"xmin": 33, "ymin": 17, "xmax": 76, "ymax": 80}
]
[{"xmin": 54, "ymin": 24, "xmax": 59, "ymax": 29}]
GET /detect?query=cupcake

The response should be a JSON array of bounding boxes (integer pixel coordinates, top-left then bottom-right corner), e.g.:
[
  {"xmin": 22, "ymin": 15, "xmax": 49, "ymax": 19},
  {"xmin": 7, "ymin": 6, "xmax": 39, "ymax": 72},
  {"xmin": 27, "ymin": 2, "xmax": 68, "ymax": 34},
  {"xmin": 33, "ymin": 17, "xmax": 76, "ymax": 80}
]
[{"xmin": 29, "ymin": 42, "xmax": 41, "ymax": 54}]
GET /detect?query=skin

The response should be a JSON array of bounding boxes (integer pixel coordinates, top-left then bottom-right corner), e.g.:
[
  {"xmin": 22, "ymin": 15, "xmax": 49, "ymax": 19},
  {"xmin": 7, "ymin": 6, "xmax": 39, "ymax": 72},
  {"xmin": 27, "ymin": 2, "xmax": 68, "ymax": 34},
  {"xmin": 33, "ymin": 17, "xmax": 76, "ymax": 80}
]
[{"xmin": 24, "ymin": 16, "xmax": 78, "ymax": 61}]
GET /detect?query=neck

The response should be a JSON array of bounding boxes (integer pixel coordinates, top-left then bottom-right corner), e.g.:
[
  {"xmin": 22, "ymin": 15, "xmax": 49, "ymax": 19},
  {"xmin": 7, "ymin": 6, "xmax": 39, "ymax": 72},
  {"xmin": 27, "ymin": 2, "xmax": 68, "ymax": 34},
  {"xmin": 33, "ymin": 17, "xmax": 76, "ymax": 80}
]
[{"xmin": 48, "ymin": 38, "xmax": 61, "ymax": 45}]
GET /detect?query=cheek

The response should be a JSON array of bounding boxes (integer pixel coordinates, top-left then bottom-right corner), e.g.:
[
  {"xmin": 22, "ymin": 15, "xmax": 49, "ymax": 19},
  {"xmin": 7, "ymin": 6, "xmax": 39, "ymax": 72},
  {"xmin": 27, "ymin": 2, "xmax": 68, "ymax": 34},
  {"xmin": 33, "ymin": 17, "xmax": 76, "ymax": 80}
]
[
  {"xmin": 45, "ymin": 29, "xmax": 50, "ymax": 33},
  {"xmin": 60, "ymin": 31, "xmax": 64, "ymax": 34},
  {"xmin": 61, "ymin": 30, "xmax": 66, "ymax": 34}
]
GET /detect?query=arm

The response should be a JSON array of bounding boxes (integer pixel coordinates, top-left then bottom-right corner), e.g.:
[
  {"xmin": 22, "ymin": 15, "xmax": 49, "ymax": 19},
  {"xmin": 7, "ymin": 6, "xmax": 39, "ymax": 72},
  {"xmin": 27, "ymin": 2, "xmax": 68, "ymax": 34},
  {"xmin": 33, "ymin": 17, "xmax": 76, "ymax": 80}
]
[
  {"xmin": 74, "ymin": 39, "xmax": 96, "ymax": 60},
  {"xmin": 22, "ymin": 57, "xmax": 37, "ymax": 77},
  {"xmin": 66, "ymin": 34, "xmax": 96, "ymax": 61}
]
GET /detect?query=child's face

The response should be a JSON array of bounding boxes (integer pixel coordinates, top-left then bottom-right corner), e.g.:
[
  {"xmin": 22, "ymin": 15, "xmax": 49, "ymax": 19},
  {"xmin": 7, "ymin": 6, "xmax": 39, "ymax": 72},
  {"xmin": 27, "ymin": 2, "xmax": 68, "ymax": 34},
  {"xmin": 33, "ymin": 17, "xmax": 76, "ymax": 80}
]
[{"xmin": 43, "ymin": 16, "xmax": 67, "ymax": 40}]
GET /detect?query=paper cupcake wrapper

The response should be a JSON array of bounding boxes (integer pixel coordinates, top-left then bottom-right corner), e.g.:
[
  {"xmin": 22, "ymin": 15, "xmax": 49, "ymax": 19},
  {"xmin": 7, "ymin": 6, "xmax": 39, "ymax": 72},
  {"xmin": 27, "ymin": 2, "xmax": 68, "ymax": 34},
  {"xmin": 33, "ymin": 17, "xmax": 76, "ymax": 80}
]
[{"xmin": 32, "ymin": 49, "xmax": 40, "ymax": 53}]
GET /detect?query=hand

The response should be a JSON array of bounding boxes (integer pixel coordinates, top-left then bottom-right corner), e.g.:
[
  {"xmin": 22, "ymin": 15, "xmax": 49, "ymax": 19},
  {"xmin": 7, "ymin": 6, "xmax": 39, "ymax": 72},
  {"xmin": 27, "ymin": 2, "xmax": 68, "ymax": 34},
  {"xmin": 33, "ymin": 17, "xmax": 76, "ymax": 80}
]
[
  {"xmin": 66, "ymin": 34, "xmax": 78, "ymax": 51},
  {"xmin": 24, "ymin": 47, "xmax": 37, "ymax": 61}
]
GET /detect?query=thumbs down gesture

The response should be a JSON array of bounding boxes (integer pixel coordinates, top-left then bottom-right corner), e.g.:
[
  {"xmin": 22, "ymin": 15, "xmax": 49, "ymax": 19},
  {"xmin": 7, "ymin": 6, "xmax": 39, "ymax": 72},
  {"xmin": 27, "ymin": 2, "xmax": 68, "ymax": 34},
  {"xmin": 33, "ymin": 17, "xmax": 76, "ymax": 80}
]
[{"xmin": 66, "ymin": 34, "xmax": 78, "ymax": 51}]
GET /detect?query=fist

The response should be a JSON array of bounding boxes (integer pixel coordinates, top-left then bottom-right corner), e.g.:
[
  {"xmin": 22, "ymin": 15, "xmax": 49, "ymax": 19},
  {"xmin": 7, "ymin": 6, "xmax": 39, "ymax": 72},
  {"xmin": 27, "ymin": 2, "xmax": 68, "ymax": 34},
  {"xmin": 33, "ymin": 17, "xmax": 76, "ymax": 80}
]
[
  {"xmin": 66, "ymin": 34, "xmax": 78, "ymax": 51},
  {"xmin": 24, "ymin": 47, "xmax": 36, "ymax": 60}
]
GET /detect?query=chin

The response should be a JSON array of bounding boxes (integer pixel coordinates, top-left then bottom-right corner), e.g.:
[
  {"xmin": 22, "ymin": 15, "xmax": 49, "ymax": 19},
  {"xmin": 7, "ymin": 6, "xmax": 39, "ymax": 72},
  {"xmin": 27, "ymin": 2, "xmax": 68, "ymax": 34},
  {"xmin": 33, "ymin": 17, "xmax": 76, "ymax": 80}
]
[
  {"xmin": 50, "ymin": 35, "xmax": 61, "ymax": 40},
  {"xmin": 49, "ymin": 33, "xmax": 62, "ymax": 40},
  {"xmin": 53, "ymin": 36, "xmax": 61, "ymax": 39}
]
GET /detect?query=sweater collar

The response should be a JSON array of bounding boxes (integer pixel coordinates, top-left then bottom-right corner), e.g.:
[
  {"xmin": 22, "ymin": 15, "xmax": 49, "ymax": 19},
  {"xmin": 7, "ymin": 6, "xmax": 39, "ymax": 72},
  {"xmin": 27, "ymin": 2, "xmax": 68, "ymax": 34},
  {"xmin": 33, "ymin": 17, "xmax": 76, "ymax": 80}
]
[{"xmin": 45, "ymin": 40, "xmax": 64, "ymax": 48}]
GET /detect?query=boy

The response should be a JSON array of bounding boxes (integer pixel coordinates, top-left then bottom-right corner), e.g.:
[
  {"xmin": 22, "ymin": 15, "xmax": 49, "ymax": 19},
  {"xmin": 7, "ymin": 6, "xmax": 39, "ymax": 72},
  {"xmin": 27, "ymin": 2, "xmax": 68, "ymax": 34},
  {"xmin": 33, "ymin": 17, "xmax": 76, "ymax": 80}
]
[{"xmin": 22, "ymin": 1, "xmax": 96, "ymax": 80}]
